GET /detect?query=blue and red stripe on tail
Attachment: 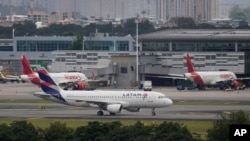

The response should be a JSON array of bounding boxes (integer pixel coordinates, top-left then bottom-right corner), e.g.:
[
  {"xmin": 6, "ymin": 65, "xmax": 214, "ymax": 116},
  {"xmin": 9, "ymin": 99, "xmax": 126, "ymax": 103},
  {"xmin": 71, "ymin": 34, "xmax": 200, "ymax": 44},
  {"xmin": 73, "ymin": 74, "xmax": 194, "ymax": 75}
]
[{"xmin": 38, "ymin": 68, "xmax": 66, "ymax": 103}]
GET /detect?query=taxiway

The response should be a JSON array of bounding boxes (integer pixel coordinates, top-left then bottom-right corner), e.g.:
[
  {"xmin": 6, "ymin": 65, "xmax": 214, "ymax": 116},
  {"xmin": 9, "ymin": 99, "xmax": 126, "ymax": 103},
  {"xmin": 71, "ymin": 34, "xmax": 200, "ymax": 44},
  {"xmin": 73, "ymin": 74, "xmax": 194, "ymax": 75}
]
[{"xmin": 0, "ymin": 83, "xmax": 249, "ymax": 120}]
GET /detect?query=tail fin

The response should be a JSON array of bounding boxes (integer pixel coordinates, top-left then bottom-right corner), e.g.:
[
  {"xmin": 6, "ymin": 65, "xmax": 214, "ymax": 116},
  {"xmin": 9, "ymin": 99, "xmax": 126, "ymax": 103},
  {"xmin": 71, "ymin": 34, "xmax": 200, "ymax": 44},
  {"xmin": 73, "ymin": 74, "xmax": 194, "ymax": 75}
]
[
  {"xmin": 186, "ymin": 53, "xmax": 195, "ymax": 73},
  {"xmin": 1, "ymin": 68, "xmax": 10, "ymax": 76},
  {"xmin": 38, "ymin": 68, "xmax": 66, "ymax": 102},
  {"xmin": 21, "ymin": 55, "xmax": 34, "ymax": 75},
  {"xmin": 0, "ymin": 72, "xmax": 6, "ymax": 79}
]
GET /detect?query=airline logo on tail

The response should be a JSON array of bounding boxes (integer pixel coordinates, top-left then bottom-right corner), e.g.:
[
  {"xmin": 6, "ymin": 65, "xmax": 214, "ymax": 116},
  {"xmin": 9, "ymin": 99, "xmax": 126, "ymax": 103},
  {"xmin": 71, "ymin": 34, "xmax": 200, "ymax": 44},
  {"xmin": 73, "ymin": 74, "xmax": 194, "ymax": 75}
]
[{"xmin": 38, "ymin": 68, "xmax": 66, "ymax": 103}]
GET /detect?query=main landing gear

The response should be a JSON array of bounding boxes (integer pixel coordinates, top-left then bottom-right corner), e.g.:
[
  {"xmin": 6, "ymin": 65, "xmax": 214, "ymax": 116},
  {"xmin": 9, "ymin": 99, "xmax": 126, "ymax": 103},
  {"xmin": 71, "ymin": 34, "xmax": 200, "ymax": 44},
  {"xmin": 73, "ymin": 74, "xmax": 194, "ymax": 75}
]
[
  {"xmin": 97, "ymin": 110, "xmax": 103, "ymax": 116},
  {"xmin": 97, "ymin": 110, "xmax": 116, "ymax": 116},
  {"xmin": 151, "ymin": 108, "xmax": 156, "ymax": 116}
]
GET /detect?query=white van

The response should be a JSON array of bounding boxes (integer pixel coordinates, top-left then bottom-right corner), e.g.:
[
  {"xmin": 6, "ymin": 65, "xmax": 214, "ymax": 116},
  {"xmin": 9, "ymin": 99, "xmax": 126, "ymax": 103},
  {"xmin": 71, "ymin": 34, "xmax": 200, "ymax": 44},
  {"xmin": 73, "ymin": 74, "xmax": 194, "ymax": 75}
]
[{"xmin": 143, "ymin": 81, "xmax": 152, "ymax": 91}]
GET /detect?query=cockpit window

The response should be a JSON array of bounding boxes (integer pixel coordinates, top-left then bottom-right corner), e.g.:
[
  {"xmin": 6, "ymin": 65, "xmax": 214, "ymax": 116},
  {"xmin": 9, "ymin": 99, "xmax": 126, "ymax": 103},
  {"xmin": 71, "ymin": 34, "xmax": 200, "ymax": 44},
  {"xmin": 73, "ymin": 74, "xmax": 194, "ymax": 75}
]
[{"xmin": 158, "ymin": 96, "xmax": 167, "ymax": 99}]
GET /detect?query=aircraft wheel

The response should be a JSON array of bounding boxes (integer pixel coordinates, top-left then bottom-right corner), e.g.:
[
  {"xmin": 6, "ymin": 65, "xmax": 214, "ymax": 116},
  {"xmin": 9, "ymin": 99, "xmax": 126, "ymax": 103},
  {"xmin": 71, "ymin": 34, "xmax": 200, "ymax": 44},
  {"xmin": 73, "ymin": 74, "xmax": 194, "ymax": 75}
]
[
  {"xmin": 97, "ymin": 110, "xmax": 103, "ymax": 116},
  {"xmin": 151, "ymin": 108, "xmax": 156, "ymax": 116},
  {"xmin": 110, "ymin": 112, "xmax": 116, "ymax": 115}
]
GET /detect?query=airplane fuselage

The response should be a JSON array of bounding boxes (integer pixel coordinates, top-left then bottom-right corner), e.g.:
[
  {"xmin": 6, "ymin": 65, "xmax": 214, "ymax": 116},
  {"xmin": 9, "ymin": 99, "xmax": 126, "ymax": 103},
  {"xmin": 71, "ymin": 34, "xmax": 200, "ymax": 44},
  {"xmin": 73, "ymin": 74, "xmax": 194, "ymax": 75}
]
[
  {"xmin": 21, "ymin": 72, "xmax": 88, "ymax": 85},
  {"xmin": 34, "ymin": 90, "xmax": 172, "ymax": 108}
]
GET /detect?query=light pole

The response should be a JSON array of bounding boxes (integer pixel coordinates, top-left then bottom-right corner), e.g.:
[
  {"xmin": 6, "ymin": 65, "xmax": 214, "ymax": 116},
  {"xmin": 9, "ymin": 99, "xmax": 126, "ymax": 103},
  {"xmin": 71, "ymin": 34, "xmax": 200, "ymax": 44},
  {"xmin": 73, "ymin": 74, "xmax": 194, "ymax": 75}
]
[{"xmin": 135, "ymin": 18, "xmax": 139, "ymax": 82}]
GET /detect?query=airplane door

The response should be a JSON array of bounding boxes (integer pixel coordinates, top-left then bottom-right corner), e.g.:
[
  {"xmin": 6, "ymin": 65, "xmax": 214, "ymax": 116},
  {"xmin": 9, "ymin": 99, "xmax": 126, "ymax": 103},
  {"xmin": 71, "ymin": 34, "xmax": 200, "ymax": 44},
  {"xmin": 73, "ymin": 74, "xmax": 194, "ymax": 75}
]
[{"xmin": 147, "ymin": 96, "xmax": 154, "ymax": 107}]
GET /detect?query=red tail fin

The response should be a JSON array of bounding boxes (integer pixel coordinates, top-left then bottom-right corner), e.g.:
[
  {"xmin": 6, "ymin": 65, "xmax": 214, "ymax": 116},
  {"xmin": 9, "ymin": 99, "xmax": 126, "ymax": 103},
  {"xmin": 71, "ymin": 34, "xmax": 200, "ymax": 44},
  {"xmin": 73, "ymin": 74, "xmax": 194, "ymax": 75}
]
[
  {"xmin": 186, "ymin": 54, "xmax": 195, "ymax": 73},
  {"xmin": 21, "ymin": 55, "xmax": 33, "ymax": 75}
]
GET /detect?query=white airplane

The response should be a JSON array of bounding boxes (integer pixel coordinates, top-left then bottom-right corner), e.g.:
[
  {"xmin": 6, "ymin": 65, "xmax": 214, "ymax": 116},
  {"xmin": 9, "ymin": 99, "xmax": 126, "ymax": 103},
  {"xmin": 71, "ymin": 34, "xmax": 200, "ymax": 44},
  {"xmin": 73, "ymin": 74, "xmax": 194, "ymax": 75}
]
[
  {"xmin": 20, "ymin": 55, "xmax": 89, "ymax": 90},
  {"xmin": 0, "ymin": 68, "xmax": 23, "ymax": 83},
  {"xmin": 35, "ymin": 68, "xmax": 173, "ymax": 116},
  {"xmin": 157, "ymin": 53, "xmax": 245, "ymax": 90}
]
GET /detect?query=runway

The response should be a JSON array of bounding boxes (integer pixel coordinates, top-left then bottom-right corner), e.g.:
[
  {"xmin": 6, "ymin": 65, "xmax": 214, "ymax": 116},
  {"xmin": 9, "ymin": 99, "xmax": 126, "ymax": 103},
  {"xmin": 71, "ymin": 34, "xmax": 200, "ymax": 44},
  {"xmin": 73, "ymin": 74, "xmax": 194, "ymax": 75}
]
[{"xmin": 0, "ymin": 83, "xmax": 250, "ymax": 120}]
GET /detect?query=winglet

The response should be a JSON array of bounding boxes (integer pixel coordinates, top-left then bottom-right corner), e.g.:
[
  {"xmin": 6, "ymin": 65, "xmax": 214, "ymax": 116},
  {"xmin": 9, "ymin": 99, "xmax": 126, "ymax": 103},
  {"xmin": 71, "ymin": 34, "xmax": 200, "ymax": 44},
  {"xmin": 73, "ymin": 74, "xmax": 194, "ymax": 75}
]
[
  {"xmin": 186, "ymin": 53, "xmax": 195, "ymax": 73},
  {"xmin": 21, "ymin": 54, "xmax": 34, "ymax": 75},
  {"xmin": 38, "ymin": 68, "xmax": 66, "ymax": 102}
]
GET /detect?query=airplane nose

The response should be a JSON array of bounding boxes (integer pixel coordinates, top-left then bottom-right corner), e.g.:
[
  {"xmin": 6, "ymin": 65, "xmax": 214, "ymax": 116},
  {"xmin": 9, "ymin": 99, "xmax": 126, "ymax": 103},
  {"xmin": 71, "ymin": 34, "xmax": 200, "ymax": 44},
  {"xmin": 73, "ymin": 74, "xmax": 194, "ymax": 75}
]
[{"xmin": 166, "ymin": 98, "xmax": 173, "ymax": 106}]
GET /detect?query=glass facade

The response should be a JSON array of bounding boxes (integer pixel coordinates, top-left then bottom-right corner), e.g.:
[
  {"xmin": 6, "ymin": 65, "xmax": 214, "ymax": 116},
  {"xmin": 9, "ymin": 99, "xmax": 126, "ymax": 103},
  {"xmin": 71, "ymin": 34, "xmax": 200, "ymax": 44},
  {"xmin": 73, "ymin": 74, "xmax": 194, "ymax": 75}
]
[
  {"xmin": 17, "ymin": 40, "xmax": 72, "ymax": 51},
  {"xmin": 84, "ymin": 40, "xmax": 129, "ymax": 51},
  {"xmin": 142, "ymin": 41, "xmax": 169, "ymax": 51},
  {"xmin": 172, "ymin": 41, "xmax": 235, "ymax": 52},
  {"xmin": 0, "ymin": 46, "xmax": 13, "ymax": 51},
  {"xmin": 141, "ymin": 41, "xmax": 244, "ymax": 52},
  {"xmin": 84, "ymin": 41, "xmax": 112, "ymax": 51},
  {"xmin": 238, "ymin": 41, "xmax": 250, "ymax": 52},
  {"xmin": 117, "ymin": 41, "xmax": 129, "ymax": 51}
]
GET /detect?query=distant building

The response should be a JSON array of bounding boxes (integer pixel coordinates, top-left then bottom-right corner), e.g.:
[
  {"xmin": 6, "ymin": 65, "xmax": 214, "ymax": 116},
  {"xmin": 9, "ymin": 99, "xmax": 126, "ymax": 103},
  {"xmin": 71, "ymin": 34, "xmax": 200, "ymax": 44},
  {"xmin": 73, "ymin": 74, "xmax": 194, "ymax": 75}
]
[
  {"xmin": 28, "ymin": 11, "xmax": 49, "ymax": 25},
  {"xmin": 0, "ymin": 36, "xmax": 75, "ymax": 74},
  {"xmin": 156, "ymin": 0, "xmax": 219, "ymax": 22}
]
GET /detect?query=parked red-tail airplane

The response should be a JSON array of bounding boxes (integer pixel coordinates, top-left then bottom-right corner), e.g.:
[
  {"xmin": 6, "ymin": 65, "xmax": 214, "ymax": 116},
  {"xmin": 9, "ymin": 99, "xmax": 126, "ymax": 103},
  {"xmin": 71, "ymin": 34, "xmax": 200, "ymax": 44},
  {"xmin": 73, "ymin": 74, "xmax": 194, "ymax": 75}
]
[
  {"xmin": 20, "ymin": 55, "xmax": 89, "ymax": 90},
  {"xmin": 182, "ymin": 53, "xmax": 241, "ymax": 90},
  {"xmin": 153, "ymin": 53, "xmax": 247, "ymax": 90}
]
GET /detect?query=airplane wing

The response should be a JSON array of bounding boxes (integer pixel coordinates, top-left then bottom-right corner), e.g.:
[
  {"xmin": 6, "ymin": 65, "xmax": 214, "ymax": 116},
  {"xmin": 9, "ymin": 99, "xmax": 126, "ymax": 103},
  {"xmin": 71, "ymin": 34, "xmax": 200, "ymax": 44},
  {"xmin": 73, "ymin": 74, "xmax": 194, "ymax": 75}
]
[
  {"xmin": 145, "ymin": 75, "xmax": 187, "ymax": 80},
  {"xmin": 236, "ymin": 77, "xmax": 250, "ymax": 80}
]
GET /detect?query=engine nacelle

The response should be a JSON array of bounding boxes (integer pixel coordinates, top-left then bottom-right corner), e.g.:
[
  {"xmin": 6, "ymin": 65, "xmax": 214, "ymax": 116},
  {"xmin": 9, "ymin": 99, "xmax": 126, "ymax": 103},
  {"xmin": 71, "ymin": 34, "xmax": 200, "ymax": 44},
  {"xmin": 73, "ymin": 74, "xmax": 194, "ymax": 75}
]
[
  {"xmin": 125, "ymin": 108, "xmax": 140, "ymax": 112},
  {"xmin": 73, "ymin": 81, "xmax": 86, "ymax": 90},
  {"xmin": 106, "ymin": 104, "xmax": 122, "ymax": 113},
  {"xmin": 232, "ymin": 80, "xmax": 240, "ymax": 89}
]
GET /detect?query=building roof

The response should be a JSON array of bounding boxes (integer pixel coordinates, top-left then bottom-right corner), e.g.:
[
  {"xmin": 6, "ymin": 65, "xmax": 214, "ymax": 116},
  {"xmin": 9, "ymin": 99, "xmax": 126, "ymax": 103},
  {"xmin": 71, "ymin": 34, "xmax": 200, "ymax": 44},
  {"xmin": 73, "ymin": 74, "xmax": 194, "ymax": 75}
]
[{"xmin": 138, "ymin": 29, "xmax": 250, "ymax": 41}]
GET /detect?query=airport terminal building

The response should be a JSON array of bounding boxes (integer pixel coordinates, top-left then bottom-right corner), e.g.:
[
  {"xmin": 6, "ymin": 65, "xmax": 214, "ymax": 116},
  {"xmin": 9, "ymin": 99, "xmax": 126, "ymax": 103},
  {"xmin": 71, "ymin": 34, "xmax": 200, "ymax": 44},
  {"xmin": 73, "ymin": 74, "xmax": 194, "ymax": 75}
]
[{"xmin": 1, "ymin": 29, "xmax": 250, "ymax": 87}]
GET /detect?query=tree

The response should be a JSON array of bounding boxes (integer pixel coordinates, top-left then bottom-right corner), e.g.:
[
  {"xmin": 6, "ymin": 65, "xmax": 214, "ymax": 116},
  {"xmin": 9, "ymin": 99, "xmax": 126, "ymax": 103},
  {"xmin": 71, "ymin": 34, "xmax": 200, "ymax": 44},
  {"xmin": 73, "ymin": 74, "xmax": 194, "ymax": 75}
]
[
  {"xmin": 122, "ymin": 18, "xmax": 155, "ymax": 36},
  {"xmin": 0, "ymin": 123, "xmax": 11, "ymax": 140},
  {"xmin": 71, "ymin": 36, "xmax": 83, "ymax": 50},
  {"xmin": 170, "ymin": 17, "xmax": 196, "ymax": 29},
  {"xmin": 9, "ymin": 120, "xmax": 38, "ymax": 141},
  {"xmin": 13, "ymin": 20, "xmax": 37, "ymax": 36},
  {"xmin": 197, "ymin": 23, "xmax": 217, "ymax": 29},
  {"xmin": 152, "ymin": 121, "xmax": 194, "ymax": 141},
  {"xmin": 243, "ymin": 6, "xmax": 250, "ymax": 22},
  {"xmin": 207, "ymin": 110, "xmax": 250, "ymax": 141},
  {"xmin": 229, "ymin": 6, "xmax": 247, "ymax": 21},
  {"xmin": 74, "ymin": 121, "xmax": 110, "ymax": 141},
  {"xmin": 122, "ymin": 121, "xmax": 152, "ymax": 141},
  {"xmin": 40, "ymin": 121, "xmax": 74, "ymax": 141}
]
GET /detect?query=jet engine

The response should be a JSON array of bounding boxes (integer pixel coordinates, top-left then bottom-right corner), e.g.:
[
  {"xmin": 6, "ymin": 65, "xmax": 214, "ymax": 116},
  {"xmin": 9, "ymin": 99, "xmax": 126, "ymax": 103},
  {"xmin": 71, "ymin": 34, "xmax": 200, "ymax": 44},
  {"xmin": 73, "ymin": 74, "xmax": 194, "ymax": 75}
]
[
  {"xmin": 73, "ymin": 81, "xmax": 86, "ymax": 90},
  {"xmin": 125, "ymin": 108, "xmax": 140, "ymax": 112},
  {"xmin": 63, "ymin": 81, "xmax": 87, "ymax": 90},
  {"xmin": 106, "ymin": 104, "xmax": 122, "ymax": 113},
  {"xmin": 232, "ymin": 80, "xmax": 240, "ymax": 89}
]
